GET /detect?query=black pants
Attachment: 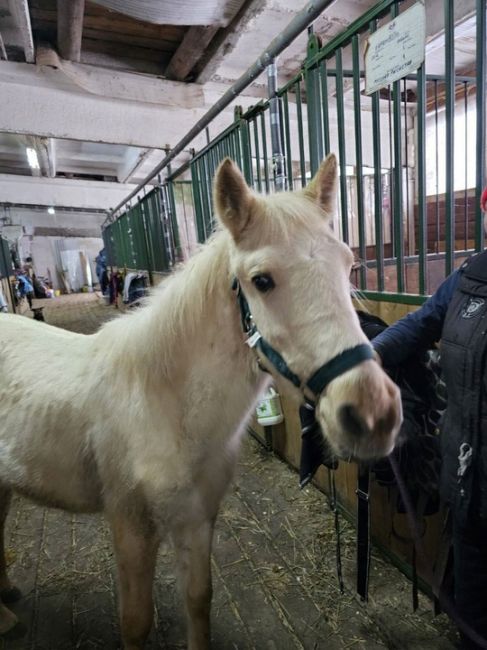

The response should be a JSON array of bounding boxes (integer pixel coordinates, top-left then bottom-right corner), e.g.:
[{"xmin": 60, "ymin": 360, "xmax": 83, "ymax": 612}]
[{"xmin": 453, "ymin": 513, "xmax": 487, "ymax": 649}]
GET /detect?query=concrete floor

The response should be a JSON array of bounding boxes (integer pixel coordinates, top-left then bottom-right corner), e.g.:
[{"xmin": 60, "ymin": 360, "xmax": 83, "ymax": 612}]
[{"xmin": 1, "ymin": 294, "xmax": 459, "ymax": 649}]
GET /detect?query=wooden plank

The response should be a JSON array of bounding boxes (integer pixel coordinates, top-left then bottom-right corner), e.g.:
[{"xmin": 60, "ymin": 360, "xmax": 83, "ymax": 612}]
[
  {"xmin": 82, "ymin": 37, "xmax": 171, "ymax": 63},
  {"xmin": 80, "ymin": 50, "xmax": 169, "ymax": 76},
  {"xmin": 165, "ymin": 26, "xmax": 220, "ymax": 81},
  {"xmin": 80, "ymin": 27, "xmax": 179, "ymax": 53},
  {"xmin": 30, "ymin": 3, "xmax": 186, "ymax": 46},
  {"xmin": 7, "ymin": 0, "xmax": 35, "ymax": 63},
  {"xmin": 57, "ymin": 0, "xmax": 85, "ymax": 62}
]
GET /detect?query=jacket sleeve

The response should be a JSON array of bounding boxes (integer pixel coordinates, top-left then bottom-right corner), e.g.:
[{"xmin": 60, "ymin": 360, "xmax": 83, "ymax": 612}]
[{"xmin": 372, "ymin": 270, "xmax": 461, "ymax": 367}]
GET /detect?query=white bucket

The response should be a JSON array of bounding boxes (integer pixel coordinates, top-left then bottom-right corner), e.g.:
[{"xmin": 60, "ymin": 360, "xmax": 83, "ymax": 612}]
[{"xmin": 256, "ymin": 386, "xmax": 284, "ymax": 426}]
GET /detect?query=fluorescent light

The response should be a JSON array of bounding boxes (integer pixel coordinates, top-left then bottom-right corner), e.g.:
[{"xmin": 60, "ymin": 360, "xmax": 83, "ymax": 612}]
[
  {"xmin": 26, "ymin": 147, "xmax": 40, "ymax": 170},
  {"xmin": 47, "ymin": 207, "xmax": 55, "ymax": 215}
]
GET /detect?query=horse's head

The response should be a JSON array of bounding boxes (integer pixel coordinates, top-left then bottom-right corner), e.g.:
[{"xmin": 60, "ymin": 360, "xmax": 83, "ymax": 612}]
[{"xmin": 214, "ymin": 154, "xmax": 402, "ymax": 462}]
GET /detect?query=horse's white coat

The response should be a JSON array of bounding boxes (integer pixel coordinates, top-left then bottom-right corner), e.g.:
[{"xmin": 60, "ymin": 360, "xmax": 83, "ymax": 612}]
[{"xmin": 0, "ymin": 155, "xmax": 401, "ymax": 649}]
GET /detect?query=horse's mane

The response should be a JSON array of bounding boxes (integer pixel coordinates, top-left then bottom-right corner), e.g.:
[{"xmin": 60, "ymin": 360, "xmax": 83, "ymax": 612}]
[{"xmin": 96, "ymin": 229, "xmax": 232, "ymax": 381}]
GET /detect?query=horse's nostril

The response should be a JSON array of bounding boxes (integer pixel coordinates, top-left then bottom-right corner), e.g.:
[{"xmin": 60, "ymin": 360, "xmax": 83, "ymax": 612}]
[{"xmin": 338, "ymin": 404, "xmax": 365, "ymax": 438}]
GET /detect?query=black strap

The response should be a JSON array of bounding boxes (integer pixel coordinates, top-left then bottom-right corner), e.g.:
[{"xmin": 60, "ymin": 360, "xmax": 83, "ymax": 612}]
[
  {"xmin": 356, "ymin": 464, "xmax": 371, "ymax": 601},
  {"xmin": 307, "ymin": 344, "xmax": 374, "ymax": 395},
  {"xmin": 328, "ymin": 468, "xmax": 344, "ymax": 593},
  {"xmin": 233, "ymin": 279, "xmax": 374, "ymax": 399},
  {"xmin": 257, "ymin": 338, "xmax": 301, "ymax": 389}
]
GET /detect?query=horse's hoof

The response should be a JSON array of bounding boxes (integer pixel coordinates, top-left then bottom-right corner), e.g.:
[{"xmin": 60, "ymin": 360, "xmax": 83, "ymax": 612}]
[{"xmin": 0, "ymin": 586, "xmax": 22, "ymax": 603}]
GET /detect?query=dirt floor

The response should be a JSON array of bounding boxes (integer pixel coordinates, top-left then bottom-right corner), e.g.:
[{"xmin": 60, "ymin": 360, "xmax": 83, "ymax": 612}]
[{"xmin": 1, "ymin": 294, "xmax": 459, "ymax": 649}]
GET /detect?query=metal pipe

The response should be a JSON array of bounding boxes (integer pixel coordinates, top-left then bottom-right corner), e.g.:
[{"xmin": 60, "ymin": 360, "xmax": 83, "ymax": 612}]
[
  {"xmin": 416, "ymin": 62, "xmax": 427, "ymax": 295},
  {"xmin": 444, "ymin": 0, "xmax": 455, "ymax": 275},
  {"xmin": 268, "ymin": 59, "xmax": 287, "ymax": 191},
  {"xmin": 109, "ymin": 0, "xmax": 338, "ymax": 217},
  {"xmin": 475, "ymin": 0, "xmax": 486, "ymax": 251},
  {"xmin": 352, "ymin": 34, "xmax": 366, "ymax": 289}
]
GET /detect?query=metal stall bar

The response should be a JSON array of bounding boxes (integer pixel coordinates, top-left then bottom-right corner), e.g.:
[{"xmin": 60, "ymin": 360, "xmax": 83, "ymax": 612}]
[
  {"xmin": 444, "ymin": 0, "xmax": 455, "ymax": 275},
  {"xmin": 352, "ymin": 34, "xmax": 366, "ymax": 289},
  {"xmin": 370, "ymin": 19, "xmax": 384, "ymax": 293},
  {"xmin": 252, "ymin": 118, "xmax": 263, "ymax": 192},
  {"xmin": 464, "ymin": 81, "xmax": 468, "ymax": 251},
  {"xmin": 434, "ymin": 80, "xmax": 440, "ymax": 253},
  {"xmin": 294, "ymin": 79, "xmax": 307, "ymax": 187},
  {"xmin": 391, "ymin": 2, "xmax": 404, "ymax": 293},
  {"xmin": 108, "ymin": 0, "xmax": 337, "ymax": 220},
  {"xmin": 259, "ymin": 111, "xmax": 271, "ymax": 192},
  {"xmin": 283, "ymin": 91, "xmax": 294, "ymax": 190},
  {"xmin": 305, "ymin": 34, "xmax": 324, "ymax": 176},
  {"xmin": 335, "ymin": 47, "xmax": 349, "ymax": 243},
  {"xmin": 268, "ymin": 59, "xmax": 287, "ymax": 191},
  {"xmin": 475, "ymin": 0, "xmax": 486, "ymax": 251},
  {"xmin": 416, "ymin": 62, "xmax": 427, "ymax": 295},
  {"xmin": 319, "ymin": 59, "xmax": 331, "ymax": 156}
]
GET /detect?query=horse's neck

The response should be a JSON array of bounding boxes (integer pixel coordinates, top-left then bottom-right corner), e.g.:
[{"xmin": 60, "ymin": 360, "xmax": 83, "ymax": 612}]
[{"xmin": 101, "ymin": 234, "xmax": 258, "ymax": 396}]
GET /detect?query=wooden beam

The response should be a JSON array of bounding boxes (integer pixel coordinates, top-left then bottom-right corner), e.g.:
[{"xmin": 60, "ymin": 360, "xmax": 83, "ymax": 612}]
[
  {"xmin": 57, "ymin": 0, "xmax": 85, "ymax": 62},
  {"xmin": 0, "ymin": 34, "xmax": 7, "ymax": 61},
  {"xmin": 0, "ymin": 60, "xmax": 264, "ymax": 149},
  {"xmin": 0, "ymin": 173, "xmax": 138, "ymax": 210},
  {"xmin": 7, "ymin": 0, "xmax": 35, "ymax": 63},
  {"xmin": 195, "ymin": 0, "xmax": 265, "ymax": 83},
  {"xmin": 164, "ymin": 26, "xmax": 220, "ymax": 81}
]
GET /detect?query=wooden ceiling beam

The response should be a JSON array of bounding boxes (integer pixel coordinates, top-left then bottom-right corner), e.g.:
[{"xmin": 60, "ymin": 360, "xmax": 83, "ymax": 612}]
[
  {"xmin": 7, "ymin": 0, "xmax": 35, "ymax": 63},
  {"xmin": 164, "ymin": 25, "xmax": 220, "ymax": 82},
  {"xmin": 57, "ymin": 0, "xmax": 85, "ymax": 62},
  {"xmin": 195, "ymin": 0, "xmax": 265, "ymax": 83}
]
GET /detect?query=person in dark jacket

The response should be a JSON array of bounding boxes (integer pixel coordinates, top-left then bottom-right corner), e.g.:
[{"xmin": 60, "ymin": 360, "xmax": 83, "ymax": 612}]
[{"xmin": 373, "ymin": 203, "xmax": 487, "ymax": 648}]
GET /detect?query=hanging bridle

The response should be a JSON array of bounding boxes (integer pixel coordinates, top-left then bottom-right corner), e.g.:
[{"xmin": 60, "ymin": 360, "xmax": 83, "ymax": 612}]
[{"xmin": 232, "ymin": 278, "xmax": 374, "ymax": 403}]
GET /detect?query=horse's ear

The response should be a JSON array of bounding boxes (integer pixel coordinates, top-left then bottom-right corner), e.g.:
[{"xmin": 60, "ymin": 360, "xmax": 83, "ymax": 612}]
[
  {"xmin": 214, "ymin": 158, "xmax": 255, "ymax": 240},
  {"xmin": 303, "ymin": 153, "xmax": 337, "ymax": 217}
]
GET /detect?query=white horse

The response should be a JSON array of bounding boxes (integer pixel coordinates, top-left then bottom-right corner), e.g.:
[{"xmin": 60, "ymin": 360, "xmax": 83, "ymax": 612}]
[{"xmin": 0, "ymin": 154, "xmax": 401, "ymax": 649}]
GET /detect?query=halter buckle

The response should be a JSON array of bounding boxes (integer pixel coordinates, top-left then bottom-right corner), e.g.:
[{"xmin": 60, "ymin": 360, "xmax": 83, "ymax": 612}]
[{"xmin": 246, "ymin": 330, "xmax": 262, "ymax": 348}]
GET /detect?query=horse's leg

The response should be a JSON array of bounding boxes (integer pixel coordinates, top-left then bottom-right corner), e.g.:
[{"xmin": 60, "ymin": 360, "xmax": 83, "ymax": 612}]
[
  {"xmin": 110, "ymin": 516, "xmax": 159, "ymax": 650},
  {"xmin": 172, "ymin": 518, "xmax": 215, "ymax": 650},
  {"xmin": 0, "ymin": 487, "xmax": 19, "ymax": 634}
]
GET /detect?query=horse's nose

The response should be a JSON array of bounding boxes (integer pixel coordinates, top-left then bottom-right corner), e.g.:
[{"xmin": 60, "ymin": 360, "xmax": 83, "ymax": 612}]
[
  {"xmin": 338, "ymin": 383, "xmax": 401, "ymax": 442},
  {"xmin": 338, "ymin": 403, "xmax": 366, "ymax": 438}
]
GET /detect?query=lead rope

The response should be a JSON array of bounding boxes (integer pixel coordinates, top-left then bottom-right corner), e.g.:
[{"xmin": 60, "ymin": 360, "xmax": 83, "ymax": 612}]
[
  {"xmin": 388, "ymin": 454, "xmax": 487, "ymax": 649},
  {"xmin": 327, "ymin": 467, "xmax": 344, "ymax": 593}
]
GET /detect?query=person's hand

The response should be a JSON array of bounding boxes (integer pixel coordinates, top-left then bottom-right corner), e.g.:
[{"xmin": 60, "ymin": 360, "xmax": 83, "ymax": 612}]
[{"xmin": 373, "ymin": 349, "xmax": 382, "ymax": 366}]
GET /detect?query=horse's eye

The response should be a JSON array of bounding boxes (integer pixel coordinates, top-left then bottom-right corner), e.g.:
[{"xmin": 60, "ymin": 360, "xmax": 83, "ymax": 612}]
[{"xmin": 252, "ymin": 274, "xmax": 275, "ymax": 293}]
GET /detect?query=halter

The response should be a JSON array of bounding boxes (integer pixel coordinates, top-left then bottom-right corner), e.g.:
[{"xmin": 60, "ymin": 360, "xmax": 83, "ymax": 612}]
[{"xmin": 232, "ymin": 278, "xmax": 374, "ymax": 403}]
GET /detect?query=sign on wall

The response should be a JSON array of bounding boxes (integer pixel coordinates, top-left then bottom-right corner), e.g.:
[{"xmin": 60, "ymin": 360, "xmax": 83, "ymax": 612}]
[{"xmin": 364, "ymin": 2, "xmax": 425, "ymax": 96}]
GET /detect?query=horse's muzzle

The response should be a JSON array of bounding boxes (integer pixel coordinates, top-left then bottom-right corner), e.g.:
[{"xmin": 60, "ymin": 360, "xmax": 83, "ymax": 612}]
[{"xmin": 316, "ymin": 363, "xmax": 403, "ymax": 461}]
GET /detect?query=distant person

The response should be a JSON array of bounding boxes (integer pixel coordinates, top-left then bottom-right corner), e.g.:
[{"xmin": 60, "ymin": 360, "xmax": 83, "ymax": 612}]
[
  {"xmin": 23, "ymin": 256, "xmax": 34, "ymax": 280},
  {"xmin": 17, "ymin": 274, "xmax": 34, "ymax": 309},
  {"xmin": 95, "ymin": 248, "xmax": 109, "ymax": 295}
]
